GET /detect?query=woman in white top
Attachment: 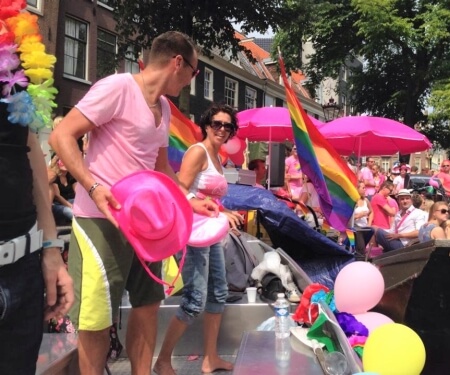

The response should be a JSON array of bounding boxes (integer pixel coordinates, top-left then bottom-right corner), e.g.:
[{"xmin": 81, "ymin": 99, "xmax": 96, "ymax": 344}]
[
  {"xmin": 354, "ymin": 181, "xmax": 373, "ymax": 227},
  {"xmin": 299, "ymin": 175, "xmax": 322, "ymax": 217},
  {"xmin": 155, "ymin": 104, "xmax": 242, "ymax": 374},
  {"xmin": 393, "ymin": 166, "xmax": 408, "ymax": 194}
]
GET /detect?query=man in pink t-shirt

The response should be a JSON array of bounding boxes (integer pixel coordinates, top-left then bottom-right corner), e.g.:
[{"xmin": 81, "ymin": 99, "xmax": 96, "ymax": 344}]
[
  {"xmin": 49, "ymin": 32, "xmax": 217, "ymax": 374},
  {"xmin": 359, "ymin": 157, "xmax": 377, "ymax": 199},
  {"xmin": 371, "ymin": 181, "xmax": 397, "ymax": 229},
  {"xmin": 435, "ymin": 160, "xmax": 450, "ymax": 197}
]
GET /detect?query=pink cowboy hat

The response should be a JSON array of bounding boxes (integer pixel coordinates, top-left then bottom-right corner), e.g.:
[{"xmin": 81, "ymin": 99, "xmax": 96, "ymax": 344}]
[
  {"xmin": 110, "ymin": 170, "xmax": 193, "ymax": 262},
  {"xmin": 109, "ymin": 170, "xmax": 194, "ymax": 294}
]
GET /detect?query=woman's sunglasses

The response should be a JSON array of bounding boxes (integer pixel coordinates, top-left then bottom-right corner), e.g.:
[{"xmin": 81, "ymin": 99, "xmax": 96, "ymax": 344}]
[
  {"xmin": 436, "ymin": 208, "xmax": 449, "ymax": 214},
  {"xmin": 210, "ymin": 120, "xmax": 234, "ymax": 133}
]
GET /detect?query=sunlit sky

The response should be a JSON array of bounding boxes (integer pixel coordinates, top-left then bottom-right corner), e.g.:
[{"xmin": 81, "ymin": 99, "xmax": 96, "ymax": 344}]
[
  {"xmin": 235, "ymin": 23, "xmax": 274, "ymax": 38},
  {"xmin": 246, "ymin": 28, "xmax": 274, "ymax": 38}
]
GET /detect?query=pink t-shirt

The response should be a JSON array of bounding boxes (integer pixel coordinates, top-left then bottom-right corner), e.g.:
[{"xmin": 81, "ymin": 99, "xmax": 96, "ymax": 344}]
[
  {"xmin": 371, "ymin": 193, "xmax": 391, "ymax": 229},
  {"xmin": 436, "ymin": 172, "xmax": 450, "ymax": 195},
  {"xmin": 360, "ymin": 167, "xmax": 375, "ymax": 196},
  {"xmin": 73, "ymin": 73, "xmax": 171, "ymax": 218}
]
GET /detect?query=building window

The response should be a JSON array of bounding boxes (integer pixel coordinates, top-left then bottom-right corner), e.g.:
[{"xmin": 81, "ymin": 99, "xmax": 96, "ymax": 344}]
[
  {"xmin": 415, "ymin": 158, "xmax": 421, "ymax": 169},
  {"xmin": 381, "ymin": 158, "xmax": 390, "ymax": 174},
  {"xmin": 97, "ymin": 29, "xmax": 117, "ymax": 79},
  {"xmin": 265, "ymin": 94, "xmax": 276, "ymax": 107},
  {"xmin": 64, "ymin": 17, "xmax": 88, "ymax": 80},
  {"xmin": 225, "ymin": 77, "xmax": 238, "ymax": 108},
  {"xmin": 245, "ymin": 87, "xmax": 257, "ymax": 109},
  {"xmin": 204, "ymin": 68, "xmax": 213, "ymax": 100},
  {"xmin": 124, "ymin": 45, "xmax": 141, "ymax": 74},
  {"xmin": 26, "ymin": 0, "xmax": 41, "ymax": 11},
  {"xmin": 98, "ymin": 0, "xmax": 114, "ymax": 9}
]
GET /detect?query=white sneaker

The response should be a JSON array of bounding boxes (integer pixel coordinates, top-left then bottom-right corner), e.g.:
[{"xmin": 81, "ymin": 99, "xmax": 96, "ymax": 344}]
[{"xmin": 286, "ymin": 289, "xmax": 301, "ymax": 303}]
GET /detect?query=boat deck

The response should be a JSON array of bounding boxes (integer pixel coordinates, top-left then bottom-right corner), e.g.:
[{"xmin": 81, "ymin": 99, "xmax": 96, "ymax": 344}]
[{"xmin": 107, "ymin": 356, "xmax": 236, "ymax": 375}]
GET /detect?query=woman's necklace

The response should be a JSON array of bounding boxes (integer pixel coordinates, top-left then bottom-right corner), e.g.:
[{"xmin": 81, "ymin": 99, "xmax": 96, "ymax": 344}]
[{"xmin": 140, "ymin": 73, "xmax": 159, "ymax": 108}]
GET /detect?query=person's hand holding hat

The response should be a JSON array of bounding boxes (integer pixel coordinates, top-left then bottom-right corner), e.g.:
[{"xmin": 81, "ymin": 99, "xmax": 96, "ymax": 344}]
[
  {"xmin": 89, "ymin": 182, "xmax": 121, "ymax": 227},
  {"xmin": 189, "ymin": 197, "xmax": 219, "ymax": 217},
  {"xmin": 223, "ymin": 210, "xmax": 244, "ymax": 230}
]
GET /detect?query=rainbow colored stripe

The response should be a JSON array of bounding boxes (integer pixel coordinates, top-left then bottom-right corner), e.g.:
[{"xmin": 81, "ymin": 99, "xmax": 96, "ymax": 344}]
[
  {"xmin": 168, "ymin": 100, "xmax": 202, "ymax": 172},
  {"xmin": 345, "ymin": 229, "xmax": 356, "ymax": 249},
  {"xmin": 279, "ymin": 57, "xmax": 359, "ymax": 231}
]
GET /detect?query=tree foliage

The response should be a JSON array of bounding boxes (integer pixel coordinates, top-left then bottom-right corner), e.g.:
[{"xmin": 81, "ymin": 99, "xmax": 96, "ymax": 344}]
[
  {"xmin": 276, "ymin": 0, "xmax": 450, "ymax": 145},
  {"xmin": 109, "ymin": 0, "xmax": 285, "ymax": 61}
]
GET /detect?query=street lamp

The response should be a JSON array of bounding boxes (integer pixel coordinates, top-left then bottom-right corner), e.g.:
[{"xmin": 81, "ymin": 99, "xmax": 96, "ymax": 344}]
[{"xmin": 322, "ymin": 98, "xmax": 341, "ymax": 122}]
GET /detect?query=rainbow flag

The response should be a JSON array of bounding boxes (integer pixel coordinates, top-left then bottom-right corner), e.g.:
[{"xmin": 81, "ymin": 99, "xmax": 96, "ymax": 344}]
[
  {"xmin": 279, "ymin": 56, "xmax": 359, "ymax": 231},
  {"xmin": 345, "ymin": 229, "xmax": 356, "ymax": 250},
  {"xmin": 168, "ymin": 100, "xmax": 202, "ymax": 172}
]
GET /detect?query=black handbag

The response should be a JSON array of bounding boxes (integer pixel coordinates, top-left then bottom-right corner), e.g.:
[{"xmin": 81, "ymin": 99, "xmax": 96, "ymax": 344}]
[{"xmin": 258, "ymin": 273, "xmax": 285, "ymax": 302}]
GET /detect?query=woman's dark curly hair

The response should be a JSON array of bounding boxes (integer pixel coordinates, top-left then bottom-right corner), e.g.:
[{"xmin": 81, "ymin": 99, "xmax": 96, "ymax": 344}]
[{"xmin": 198, "ymin": 103, "xmax": 239, "ymax": 141}]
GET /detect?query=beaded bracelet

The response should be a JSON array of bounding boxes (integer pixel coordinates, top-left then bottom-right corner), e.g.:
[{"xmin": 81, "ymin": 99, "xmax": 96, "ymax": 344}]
[{"xmin": 88, "ymin": 182, "xmax": 101, "ymax": 198}]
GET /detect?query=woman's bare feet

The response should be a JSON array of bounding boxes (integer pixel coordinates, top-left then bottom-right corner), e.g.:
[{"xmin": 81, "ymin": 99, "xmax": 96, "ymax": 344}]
[
  {"xmin": 202, "ymin": 356, "xmax": 234, "ymax": 373},
  {"xmin": 153, "ymin": 359, "xmax": 176, "ymax": 375}
]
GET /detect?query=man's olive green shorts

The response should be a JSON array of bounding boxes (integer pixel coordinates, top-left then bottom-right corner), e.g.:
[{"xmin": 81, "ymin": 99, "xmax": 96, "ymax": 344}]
[{"xmin": 68, "ymin": 217, "xmax": 164, "ymax": 331}]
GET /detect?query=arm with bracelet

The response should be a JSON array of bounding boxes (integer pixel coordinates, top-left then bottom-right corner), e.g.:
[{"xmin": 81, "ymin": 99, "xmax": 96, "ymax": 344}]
[
  {"xmin": 28, "ymin": 132, "xmax": 74, "ymax": 320},
  {"xmin": 49, "ymin": 109, "xmax": 122, "ymax": 226}
]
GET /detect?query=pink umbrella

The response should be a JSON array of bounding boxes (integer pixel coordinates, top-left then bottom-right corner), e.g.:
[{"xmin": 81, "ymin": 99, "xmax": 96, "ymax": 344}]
[
  {"xmin": 319, "ymin": 116, "xmax": 432, "ymax": 156},
  {"xmin": 236, "ymin": 107, "xmax": 324, "ymax": 142}
]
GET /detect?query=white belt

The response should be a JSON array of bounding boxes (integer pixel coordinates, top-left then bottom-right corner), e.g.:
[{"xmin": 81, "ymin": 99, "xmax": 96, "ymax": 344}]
[{"xmin": 0, "ymin": 223, "xmax": 43, "ymax": 266}]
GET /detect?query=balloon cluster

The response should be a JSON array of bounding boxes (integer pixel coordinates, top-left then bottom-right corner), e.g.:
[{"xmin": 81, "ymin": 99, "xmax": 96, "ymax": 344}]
[
  {"xmin": 334, "ymin": 262, "xmax": 426, "ymax": 375},
  {"xmin": 222, "ymin": 137, "xmax": 246, "ymax": 167}
]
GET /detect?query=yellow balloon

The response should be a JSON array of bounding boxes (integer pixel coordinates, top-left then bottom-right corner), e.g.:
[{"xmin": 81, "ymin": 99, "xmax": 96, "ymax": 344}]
[{"xmin": 363, "ymin": 323, "xmax": 426, "ymax": 375}]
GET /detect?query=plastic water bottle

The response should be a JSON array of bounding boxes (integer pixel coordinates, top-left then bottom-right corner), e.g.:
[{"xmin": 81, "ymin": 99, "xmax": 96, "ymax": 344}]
[
  {"xmin": 274, "ymin": 293, "xmax": 290, "ymax": 338},
  {"xmin": 275, "ymin": 336, "xmax": 291, "ymax": 369}
]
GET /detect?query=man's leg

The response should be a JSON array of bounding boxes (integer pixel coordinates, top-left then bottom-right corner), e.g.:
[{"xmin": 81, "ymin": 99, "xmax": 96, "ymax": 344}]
[
  {"xmin": 375, "ymin": 229, "xmax": 403, "ymax": 252},
  {"xmin": 126, "ymin": 255, "xmax": 165, "ymax": 375},
  {"xmin": 78, "ymin": 329, "xmax": 110, "ymax": 375},
  {"xmin": 155, "ymin": 246, "xmax": 209, "ymax": 374},
  {"xmin": 126, "ymin": 302, "xmax": 161, "ymax": 375},
  {"xmin": 69, "ymin": 218, "xmax": 134, "ymax": 375},
  {"xmin": 153, "ymin": 316, "xmax": 189, "ymax": 375}
]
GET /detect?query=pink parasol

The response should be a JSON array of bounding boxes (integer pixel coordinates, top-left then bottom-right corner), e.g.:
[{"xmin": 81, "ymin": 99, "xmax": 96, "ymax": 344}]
[
  {"xmin": 236, "ymin": 107, "xmax": 324, "ymax": 142},
  {"xmin": 319, "ymin": 116, "xmax": 432, "ymax": 156}
]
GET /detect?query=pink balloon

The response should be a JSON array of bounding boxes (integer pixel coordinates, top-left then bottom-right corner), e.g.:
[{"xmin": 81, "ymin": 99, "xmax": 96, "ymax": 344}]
[
  {"xmin": 229, "ymin": 150, "xmax": 245, "ymax": 166},
  {"xmin": 429, "ymin": 177, "xmax": 439, "ymax": 188},
  {"xmin": 354, "ymin": 312, "xmax": 393, "ymax": 333},
  {"xmin": 223, "ymin": 138, "xmax": 241, "ymax": 154},
  {"xmin": 334, "ymin": 262, "xmax": 385, "ymax": 315}
]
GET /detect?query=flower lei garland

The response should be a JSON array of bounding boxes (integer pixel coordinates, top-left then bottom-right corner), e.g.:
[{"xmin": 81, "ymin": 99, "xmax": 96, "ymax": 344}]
[{"xmin": 0, "ymin": 0, "xmax": 57, "ymax": 132}]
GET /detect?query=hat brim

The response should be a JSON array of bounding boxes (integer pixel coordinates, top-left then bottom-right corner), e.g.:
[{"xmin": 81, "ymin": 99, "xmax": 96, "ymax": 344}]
[{"xmin": 188, "ymin": 212, "xmax": 230, "ymax": 247}]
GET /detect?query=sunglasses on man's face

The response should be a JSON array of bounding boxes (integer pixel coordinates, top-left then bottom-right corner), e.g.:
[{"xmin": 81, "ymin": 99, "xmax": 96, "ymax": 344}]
[
  {"xmin": 210, "ymin": 120, "xmax": 234, "ymax": 133},
  {"xmin": 436, "ymin": 208, "xmax": 449, "ymax": 214},
  {"xmin": 182, "ymin": 56, "xmax": 200, "ymax": 78}
]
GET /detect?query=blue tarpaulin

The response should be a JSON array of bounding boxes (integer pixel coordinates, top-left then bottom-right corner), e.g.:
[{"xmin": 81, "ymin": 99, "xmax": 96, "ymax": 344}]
[{"xmin": 222, "ymin": 184, "xmax": 355, "ymax": 289}]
